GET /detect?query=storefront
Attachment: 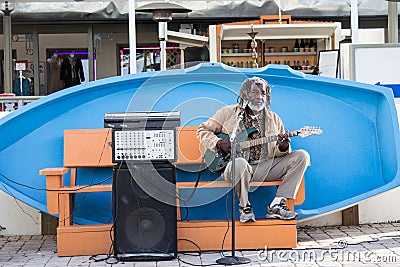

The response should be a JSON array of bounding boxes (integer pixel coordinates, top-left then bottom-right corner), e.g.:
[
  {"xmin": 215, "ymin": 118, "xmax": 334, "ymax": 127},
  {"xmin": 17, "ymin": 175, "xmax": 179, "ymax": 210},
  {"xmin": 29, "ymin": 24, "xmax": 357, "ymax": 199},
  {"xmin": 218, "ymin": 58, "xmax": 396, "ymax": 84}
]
[{"xmin": 0, "ymin": 23, "xmax": 161, "ymax": 95}]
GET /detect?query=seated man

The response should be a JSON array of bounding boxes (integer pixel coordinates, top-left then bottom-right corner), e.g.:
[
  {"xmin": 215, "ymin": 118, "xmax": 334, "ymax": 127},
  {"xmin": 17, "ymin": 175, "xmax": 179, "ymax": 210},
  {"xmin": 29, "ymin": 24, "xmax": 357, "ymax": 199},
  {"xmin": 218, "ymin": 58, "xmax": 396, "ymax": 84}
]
[{"xmin": 197, "ymin": 76, "xmax": 310, "ymax": 222}]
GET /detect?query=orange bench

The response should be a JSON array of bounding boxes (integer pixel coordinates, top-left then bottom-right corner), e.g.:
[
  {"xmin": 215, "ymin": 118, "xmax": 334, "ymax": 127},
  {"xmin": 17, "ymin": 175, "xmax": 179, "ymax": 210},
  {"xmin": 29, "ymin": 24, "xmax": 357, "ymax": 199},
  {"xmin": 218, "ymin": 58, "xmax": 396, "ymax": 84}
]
[{"xmin": 40, "ymin": 127, "xmax": 305, "ymax": 256}]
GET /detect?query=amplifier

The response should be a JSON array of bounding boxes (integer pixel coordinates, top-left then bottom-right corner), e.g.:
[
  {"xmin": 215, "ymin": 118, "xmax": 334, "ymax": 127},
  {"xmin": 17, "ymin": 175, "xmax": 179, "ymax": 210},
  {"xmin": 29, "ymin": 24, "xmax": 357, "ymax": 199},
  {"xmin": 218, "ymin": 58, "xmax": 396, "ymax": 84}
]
[{"xmin": 104, "ymin": 111, "xmax": 180, "ymax": 163}]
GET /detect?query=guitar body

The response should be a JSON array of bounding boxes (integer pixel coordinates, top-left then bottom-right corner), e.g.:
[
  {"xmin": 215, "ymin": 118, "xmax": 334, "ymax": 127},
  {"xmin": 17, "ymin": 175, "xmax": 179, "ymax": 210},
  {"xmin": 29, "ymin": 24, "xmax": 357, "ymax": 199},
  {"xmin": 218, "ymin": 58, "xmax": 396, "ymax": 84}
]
[{"xmin": 204, "ymin": 128, "xmax": 257, "ymax": 173}]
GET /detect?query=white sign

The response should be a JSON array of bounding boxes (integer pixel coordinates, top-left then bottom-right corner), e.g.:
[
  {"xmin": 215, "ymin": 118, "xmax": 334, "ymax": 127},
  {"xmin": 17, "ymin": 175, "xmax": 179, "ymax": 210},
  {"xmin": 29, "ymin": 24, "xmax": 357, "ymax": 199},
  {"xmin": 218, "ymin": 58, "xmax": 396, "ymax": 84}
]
[
  {"xmin": 15, "ymin": 62, "xmax": 26, "ymax": 71},
  {"xmin": 350, "ymin": 44, "xmax": 400, "ymax": 84},
  {"xmin": 318, "ymin": 50, "xmax": 339, "ymax": 78}
]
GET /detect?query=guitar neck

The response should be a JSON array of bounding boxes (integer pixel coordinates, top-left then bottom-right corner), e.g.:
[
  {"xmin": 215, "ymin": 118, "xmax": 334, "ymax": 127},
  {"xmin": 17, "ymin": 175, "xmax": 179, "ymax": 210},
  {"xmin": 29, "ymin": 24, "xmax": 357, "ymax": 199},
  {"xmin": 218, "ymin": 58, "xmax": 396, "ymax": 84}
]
[{"xmin": 239, "ymin": 131, "xmax": 298, "ymax": 150}]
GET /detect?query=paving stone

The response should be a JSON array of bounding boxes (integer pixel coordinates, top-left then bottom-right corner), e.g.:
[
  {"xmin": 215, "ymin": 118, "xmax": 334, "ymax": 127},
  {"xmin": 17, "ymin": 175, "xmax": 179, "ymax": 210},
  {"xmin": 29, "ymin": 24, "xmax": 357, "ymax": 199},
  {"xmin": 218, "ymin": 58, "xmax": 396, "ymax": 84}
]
[
  {"xmin": 199, "ymin": 251, "xmax": 220, "ymax": 260},
  {"xmin": 341, "ymin": 264, "xmax": 378, "ymax": 267},
  {"xmin": 260, "ymin": 260, "xmax": 295, "ymax": 266},
  {"xmin": 0, "ymin": 255, "xmax": 12, "ymax": 263},
  {"xmin": 309, "ymin": 234, "xmax": 332, "ymax": 241},
  {"xmin": 109, "ymin": 261, "xmax": 136, "ymax": 267},
  {"xmin": 361, "ymin": 243, "xmax": 388, "ymax": 250},
  {"xmin": 177, "ymin": 253, "xmax": 202, "ymax": 266},
  {"xmin": 359, "ymin": 228, "xmax": 382, "ymax": 234},
  {"xmin": 31, "ymin": 238, "xmax": 46, "ymax": 240},
  {"xmin": 241, "ymin": 250, "xmax": 267, "ymax": 264},
  {"xmin": 377, "ymin": 228, "xmax": 400, "ymax": 234},
  {"xmin": 148, "ymin": 258, "xmax": 177, "ymax": 267}
]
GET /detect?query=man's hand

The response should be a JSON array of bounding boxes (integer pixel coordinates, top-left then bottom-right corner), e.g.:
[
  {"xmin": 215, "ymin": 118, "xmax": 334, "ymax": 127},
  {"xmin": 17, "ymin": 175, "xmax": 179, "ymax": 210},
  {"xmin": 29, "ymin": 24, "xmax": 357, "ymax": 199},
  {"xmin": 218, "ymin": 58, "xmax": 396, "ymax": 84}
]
[
  {"xmin": 277, "ymin": 130, "xmax": 290, "ymax": 152},
  {"xmin": 217, "ymin": 139, "xmax": 231, "ymax": 157}
]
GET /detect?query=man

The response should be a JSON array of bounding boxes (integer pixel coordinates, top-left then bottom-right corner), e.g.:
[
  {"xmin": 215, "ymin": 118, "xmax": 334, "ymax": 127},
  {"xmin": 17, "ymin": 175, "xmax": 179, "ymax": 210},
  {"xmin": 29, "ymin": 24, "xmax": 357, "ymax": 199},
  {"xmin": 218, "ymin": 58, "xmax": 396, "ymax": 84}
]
[{"xmin": 196, "ymin": 76, "xmax": 310, "ymax": 222}]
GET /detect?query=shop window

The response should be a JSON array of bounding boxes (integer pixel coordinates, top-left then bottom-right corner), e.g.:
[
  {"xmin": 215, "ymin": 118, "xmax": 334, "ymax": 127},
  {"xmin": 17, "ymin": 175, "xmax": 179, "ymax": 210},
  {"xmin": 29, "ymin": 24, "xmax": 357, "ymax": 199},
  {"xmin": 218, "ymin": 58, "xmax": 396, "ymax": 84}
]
[{"xmin": 46, "ymin": 49, "xmax": 94, "ymax": 95}]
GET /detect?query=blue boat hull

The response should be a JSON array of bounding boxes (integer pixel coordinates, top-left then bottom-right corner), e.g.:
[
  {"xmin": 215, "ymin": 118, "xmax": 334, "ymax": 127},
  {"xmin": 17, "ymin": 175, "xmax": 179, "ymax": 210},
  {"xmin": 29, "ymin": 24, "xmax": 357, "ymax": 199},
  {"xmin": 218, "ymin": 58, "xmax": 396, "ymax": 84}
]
[{"xmin": 0, "ymin": 63, "xmax": 399, "ymax": 223}]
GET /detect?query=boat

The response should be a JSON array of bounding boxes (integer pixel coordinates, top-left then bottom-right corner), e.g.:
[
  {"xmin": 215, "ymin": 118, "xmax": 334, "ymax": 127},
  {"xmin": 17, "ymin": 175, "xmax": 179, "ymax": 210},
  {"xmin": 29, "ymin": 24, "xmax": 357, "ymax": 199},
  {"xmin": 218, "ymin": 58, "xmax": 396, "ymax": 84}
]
[{"xmin": 0, "ymin": 63, "xmax": 398, "ymax": 223}]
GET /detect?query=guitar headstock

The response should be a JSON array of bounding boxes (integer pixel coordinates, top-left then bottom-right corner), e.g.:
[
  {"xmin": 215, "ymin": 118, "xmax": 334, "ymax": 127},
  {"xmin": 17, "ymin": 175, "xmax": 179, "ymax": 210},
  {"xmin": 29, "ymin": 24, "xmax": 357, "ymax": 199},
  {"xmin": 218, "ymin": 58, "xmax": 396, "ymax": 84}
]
[{"xmin": 297, "ymin": 126, "xmax": 323, "ymax": 138}]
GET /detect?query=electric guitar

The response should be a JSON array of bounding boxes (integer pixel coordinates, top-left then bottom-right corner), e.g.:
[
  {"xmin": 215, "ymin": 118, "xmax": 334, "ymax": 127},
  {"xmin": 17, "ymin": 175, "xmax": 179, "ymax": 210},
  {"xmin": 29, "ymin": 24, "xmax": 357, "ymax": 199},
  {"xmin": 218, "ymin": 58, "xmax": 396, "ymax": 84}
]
[{"xmin": 204, "ymin": 126, "xmax": 323, "ymax": 173}]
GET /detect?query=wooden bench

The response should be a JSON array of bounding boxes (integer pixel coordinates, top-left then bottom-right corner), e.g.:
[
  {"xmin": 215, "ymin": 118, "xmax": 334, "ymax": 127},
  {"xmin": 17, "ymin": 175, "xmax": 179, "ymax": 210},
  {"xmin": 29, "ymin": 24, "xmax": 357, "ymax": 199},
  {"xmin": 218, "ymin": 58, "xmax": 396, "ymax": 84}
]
[{"xmin": 40, "ymin": 127, "xmax": 305, "ymax": 256}]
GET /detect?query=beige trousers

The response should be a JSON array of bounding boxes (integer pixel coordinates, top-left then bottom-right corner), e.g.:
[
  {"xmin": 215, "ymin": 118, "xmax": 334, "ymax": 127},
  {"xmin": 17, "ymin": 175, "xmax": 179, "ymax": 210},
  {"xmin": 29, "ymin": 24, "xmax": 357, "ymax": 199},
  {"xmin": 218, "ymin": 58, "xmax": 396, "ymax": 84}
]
[{"xmin": 222, "ymin": 149, "xmax": 310, "ymax": 208}]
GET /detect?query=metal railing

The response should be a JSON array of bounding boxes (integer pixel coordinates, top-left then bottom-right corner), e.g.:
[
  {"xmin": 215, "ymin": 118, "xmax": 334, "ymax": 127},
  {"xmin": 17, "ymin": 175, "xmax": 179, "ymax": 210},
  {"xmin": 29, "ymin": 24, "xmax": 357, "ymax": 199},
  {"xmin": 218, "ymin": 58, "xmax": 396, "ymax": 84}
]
[{"xmin": 0, "ymin": 96, "xmax": 43, "ymax": 112}]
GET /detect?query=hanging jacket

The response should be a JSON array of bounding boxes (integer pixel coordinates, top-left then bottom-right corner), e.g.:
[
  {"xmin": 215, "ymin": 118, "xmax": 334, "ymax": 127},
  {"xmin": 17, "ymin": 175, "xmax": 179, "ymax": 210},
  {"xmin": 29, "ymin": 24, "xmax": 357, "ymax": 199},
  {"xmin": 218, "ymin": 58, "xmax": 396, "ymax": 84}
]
[
  {"xmin": 60, "ymin": 57, "xmax": 85, "ymax": 88},
  {"xmin": 13, "ymin": 77, "xmax": 30, "ymax": 96}
]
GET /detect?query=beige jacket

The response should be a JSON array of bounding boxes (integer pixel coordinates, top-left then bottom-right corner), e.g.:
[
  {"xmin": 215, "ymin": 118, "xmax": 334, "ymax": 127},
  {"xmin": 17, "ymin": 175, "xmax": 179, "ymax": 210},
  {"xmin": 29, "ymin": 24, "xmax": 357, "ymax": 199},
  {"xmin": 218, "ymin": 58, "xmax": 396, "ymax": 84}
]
[{"xmin": 196, "ymin": 104, "xmax": 291, "ymax": 158}]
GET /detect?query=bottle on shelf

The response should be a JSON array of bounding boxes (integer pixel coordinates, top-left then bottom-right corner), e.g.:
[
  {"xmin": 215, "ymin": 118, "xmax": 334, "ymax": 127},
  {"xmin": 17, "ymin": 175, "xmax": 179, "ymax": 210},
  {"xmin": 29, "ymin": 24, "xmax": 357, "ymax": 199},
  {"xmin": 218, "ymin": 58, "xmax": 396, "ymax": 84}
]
[
  {"xmin": 291, "ymin": 61, "xmax": 296, "ymax": 70},
  {"xmin": 293, "ymin": 60, "xmax": 301, "ymax": 70},
  {"xmin": 302, "ymin": 60, "xmax": 309, "ymax": 70},
  {"xmin": 232, "ymin": 42, "xmax": 240, "ymax": 53},
  {"xmin": 247, "ymin": 40, "xmax": 252, "ymax": 49},
  {"xmin": 309, "ymin": 39, "xmax": 316, "ymax": 52},
  {"xmin": 294, "ymin": 39, "xmax": 300, "ymax": 52},
  {"xmin": 304, "ymin": 39, "xmax": 310, "ymax": 52},
  {"xmin": 300, "ymin": 39, "xmax": 305, "ymax": 52}
]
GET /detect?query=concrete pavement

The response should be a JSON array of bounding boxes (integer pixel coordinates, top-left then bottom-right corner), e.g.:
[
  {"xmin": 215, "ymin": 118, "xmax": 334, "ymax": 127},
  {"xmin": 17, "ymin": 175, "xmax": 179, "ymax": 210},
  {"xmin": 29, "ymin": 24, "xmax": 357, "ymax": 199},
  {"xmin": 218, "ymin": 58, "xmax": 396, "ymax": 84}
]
[{"xmin": 1, "ymin": 222, "xmax": 400, "ymax": 266}]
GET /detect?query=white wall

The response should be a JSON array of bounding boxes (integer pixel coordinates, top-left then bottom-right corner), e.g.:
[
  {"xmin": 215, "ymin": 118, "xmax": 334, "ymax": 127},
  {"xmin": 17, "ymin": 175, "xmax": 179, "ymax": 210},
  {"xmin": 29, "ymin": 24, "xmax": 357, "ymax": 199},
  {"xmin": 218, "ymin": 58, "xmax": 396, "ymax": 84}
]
[
  {"xmin": 298, "ymin": 211, "xmax": 342, "ymax": 227},
  {"xmin": 0, "ymin": 189, "xmax": 41, "ymax": 235},
  {"xmin": 0, "ymin": 118, "xmax": 40, "ymax": 235}
]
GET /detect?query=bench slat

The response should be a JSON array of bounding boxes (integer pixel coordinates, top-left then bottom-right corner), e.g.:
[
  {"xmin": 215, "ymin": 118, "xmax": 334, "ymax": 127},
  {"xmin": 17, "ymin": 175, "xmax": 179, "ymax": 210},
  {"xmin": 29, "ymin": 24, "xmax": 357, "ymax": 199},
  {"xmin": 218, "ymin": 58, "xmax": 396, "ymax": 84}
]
[
  {"xmin": 39, "ymin": 167, "xmax": 68, "ymax": 176},
  {"xmin": 58, "ymin": 184, "xmax": 112, "ymax": 193},
  {"xmin": 177, "ymin": 180, "xmax": 281, "ymax": 188}
]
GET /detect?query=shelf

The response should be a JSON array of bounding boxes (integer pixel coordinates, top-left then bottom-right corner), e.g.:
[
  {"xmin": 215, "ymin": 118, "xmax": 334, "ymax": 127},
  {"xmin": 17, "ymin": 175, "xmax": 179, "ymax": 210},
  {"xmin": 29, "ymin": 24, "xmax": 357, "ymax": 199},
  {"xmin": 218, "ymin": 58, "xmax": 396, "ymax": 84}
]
[
  {"xmin": 264, "ymin": 52, "xmax": 317, "ymax": 56},
  {"xmin": 219, "ymin": 23, "xmax": 338, "ymax": 41},
  {"xmin": 221, "ymin": 53, "xmax": 252, "ymax": 57}
]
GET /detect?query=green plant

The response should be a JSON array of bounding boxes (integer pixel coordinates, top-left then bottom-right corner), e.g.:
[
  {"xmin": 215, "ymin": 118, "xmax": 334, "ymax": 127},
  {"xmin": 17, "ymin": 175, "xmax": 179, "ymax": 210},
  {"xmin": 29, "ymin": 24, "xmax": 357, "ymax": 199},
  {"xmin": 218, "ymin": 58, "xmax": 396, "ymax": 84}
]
[{"xmin": 0, "ymin": 225, "xmax": 5, "ymax": 231}]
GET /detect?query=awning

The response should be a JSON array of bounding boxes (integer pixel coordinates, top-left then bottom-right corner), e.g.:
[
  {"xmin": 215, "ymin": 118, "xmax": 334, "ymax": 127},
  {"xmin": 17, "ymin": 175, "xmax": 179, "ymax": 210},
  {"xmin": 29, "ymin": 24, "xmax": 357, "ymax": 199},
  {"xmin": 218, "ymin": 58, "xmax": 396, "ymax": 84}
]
[
  {"xmin": 167, "ymin": 30, "xmax": 209, "ymax": 47},
  {"xmin": 5, "ymin": 1, "xmax": 395, "ymax": 21}
]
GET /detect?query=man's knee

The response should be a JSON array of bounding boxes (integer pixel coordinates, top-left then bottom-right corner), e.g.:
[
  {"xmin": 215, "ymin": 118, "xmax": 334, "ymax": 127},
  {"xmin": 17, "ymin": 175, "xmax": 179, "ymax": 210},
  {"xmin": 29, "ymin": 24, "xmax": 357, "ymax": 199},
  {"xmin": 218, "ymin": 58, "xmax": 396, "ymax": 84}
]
[
  {"xmin": 293, "ymin": 149, "xmax": 310, "ymax": 166},
  {"xmin": 234, "ymin": 157, "xmax": 249, "ymax": 168},
  {"xmin": 234, "ymin": 158, "xmax": 252, "ymax": 179}
]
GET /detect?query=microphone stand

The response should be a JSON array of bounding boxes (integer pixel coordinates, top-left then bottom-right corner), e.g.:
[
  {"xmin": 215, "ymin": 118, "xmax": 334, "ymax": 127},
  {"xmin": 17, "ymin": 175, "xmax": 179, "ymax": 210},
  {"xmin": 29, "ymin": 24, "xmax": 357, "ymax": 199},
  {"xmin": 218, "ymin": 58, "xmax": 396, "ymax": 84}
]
[{"xmin": 216, "ymin": 101, "xmax": 251, "ymax": 265}]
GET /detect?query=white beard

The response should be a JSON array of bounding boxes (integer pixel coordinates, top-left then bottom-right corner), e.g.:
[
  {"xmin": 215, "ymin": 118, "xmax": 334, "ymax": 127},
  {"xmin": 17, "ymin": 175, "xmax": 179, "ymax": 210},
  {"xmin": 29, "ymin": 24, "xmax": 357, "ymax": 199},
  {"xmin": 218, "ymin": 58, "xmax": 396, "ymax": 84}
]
[{"xmin": 248, "ymin": 102, "xmax": 264, "ymax": 113}]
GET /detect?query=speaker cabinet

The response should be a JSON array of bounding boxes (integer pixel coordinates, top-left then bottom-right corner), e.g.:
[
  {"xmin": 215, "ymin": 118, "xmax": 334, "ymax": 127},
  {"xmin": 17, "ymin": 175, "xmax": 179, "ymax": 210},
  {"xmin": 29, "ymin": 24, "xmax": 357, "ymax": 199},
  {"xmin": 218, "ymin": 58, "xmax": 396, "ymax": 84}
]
[{"xmin": 112, "ymin": 163, "xmax": 177, "ymax": 261}]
